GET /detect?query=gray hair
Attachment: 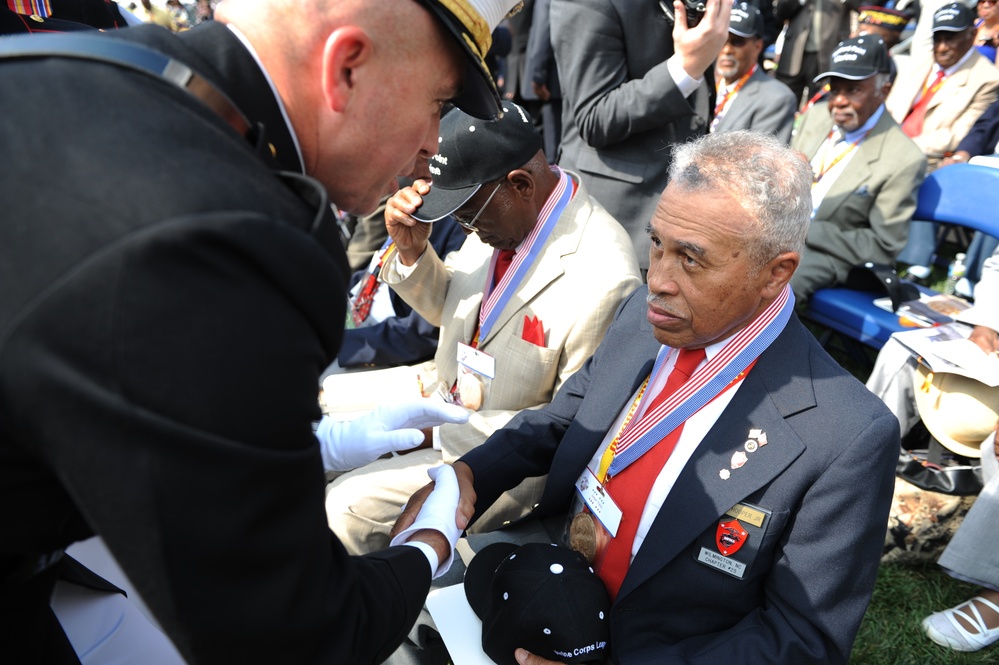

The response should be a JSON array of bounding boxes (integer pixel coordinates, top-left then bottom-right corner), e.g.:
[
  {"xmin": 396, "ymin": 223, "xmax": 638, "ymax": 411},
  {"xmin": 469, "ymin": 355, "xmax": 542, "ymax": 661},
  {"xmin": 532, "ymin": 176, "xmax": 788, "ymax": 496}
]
[{"xmin": 668, "ymin": 131, "xmax": 811, "ymax": 267}]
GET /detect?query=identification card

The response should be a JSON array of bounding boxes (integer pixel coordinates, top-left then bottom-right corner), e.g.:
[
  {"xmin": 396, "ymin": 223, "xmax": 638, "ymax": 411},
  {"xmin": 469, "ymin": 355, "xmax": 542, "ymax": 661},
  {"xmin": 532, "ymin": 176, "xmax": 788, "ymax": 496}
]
[
  {"xmin": 692, "ymin": 502, "xmax": 772, "ymax": 580},
  {"xmin": 456, "ymin": 342, "xmax": 495, "ymax": 379},
  {"xmin": 574, "ymin": 467, "xmax": 622, "ymax": 538},
  {"xmin": 454, "ymin": 342, "xmax": 495, "ymax": 411}
]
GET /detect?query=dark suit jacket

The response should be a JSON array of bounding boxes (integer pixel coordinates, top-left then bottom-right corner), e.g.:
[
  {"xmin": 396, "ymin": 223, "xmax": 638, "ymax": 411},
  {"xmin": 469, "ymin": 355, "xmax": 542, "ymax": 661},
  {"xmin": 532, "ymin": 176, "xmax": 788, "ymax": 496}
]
[
  {"xmin": 551, "ymin": 0, "xmax": 711, "ymax": 269},
  {"xmin": 0, "ymin": 22, "xmax": 431, "ymax": 665},
  {"xmin": 521, "ymin": 0, "xmax": 559, "ymax": 101},
  {"xmin": 713, "ymin": 67, "xmax": 797, "ymax": 143},
  {"xmin": 461, "ymin": 287, "xmax": 899, "ymax": 664},
  {"xmin": 957, "ymin": 97, "xmax": 999, "ymax": 157},
  {"xmin": 339, "ymin": 217, "xmax": 467, "ymax": 368}
]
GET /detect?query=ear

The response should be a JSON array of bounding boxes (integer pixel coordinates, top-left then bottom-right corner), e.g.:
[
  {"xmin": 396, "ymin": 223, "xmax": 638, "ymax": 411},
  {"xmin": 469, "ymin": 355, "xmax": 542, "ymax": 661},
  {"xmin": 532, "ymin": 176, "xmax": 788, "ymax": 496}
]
[
  {"xmin": 321, "ymin": 27, "xmax": 373, "ymax": 113},
  {"xmin": 760, "ymin": 251, "xmax": 799, "ymax": 299},
  {"xmin": 505, "ymin": 168, "xmax": 536, "ymax": 202}
]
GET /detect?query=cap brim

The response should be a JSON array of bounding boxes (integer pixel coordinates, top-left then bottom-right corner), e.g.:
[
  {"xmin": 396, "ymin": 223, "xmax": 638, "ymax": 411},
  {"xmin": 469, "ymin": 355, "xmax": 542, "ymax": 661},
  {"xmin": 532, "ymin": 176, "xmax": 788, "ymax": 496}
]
[
  {"xmin": 412, "ymin": 182, "xmax": 482, "ymax": 223},
  {"xmin": 463, "ymin": 542, "xmax": 519, "ymax": 619},
  {"xmin": 415, "ymin": 0, "xmax": 503, "ymax": 121},
  {"xmin": 933, "ymin": 24, "xmax": 972, "ymax": 32},
  {"xmin": 729, "ymin": 27, "xmax": 760, "ymax": 38},
  {"xmin": 812, "ymin": 70, "xmax": 877, "ymax": 84}
]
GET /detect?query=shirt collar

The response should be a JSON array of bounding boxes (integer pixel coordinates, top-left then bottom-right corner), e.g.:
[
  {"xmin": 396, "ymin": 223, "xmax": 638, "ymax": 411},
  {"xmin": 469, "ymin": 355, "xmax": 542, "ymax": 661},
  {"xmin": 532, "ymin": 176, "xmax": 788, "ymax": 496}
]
[
  {"xmin": 933, "ymin": 44, "xmax": 977, "ymax": 77},
  {"xmin": 838, "ymin": 104, "xmax": 884, "ymax": 142}
]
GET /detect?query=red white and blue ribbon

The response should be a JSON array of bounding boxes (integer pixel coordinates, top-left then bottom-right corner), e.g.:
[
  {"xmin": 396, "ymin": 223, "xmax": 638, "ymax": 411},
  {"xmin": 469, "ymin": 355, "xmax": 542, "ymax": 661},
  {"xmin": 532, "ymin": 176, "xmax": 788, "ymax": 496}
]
[
  {"xmin": 478, "ymin": 166, "xmax": 572, "ymax": 342},
  {"xmin": 607, "ymin": 284, "xmax": 794, "ymax": 476}
]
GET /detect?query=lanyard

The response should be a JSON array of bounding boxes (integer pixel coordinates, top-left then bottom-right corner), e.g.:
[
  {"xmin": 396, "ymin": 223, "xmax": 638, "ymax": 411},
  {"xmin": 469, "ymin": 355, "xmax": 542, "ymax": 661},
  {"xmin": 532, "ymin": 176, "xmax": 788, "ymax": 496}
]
[
  {"xmin": 712, "ymin": 64, "xmax": 756, "ymax": 128},
  {"xmin": 474, "ymin": 166, "xmax": 572, "ymax": 345},
  {"xmin": 598, "ymin": 285, "xmax": 794, "ymax": 479},
  {"xmin": 812, "ymin": 127, "xmax": 874, "ymax": 185}
]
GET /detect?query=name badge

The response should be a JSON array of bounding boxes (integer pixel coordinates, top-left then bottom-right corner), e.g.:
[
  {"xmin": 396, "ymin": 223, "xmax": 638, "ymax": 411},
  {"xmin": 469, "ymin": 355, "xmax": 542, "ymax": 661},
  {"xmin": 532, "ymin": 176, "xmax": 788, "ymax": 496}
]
[
  {"xmin": 574, "ymin": 467, "xmax": 622, "ymax": 538},
  {"xmin": 456, "ymin": 342, "xmax": 495, "ymax": 379},
  {"xmin": 693, "ymin": 502, "xmax": 772, "ymax": 580}
]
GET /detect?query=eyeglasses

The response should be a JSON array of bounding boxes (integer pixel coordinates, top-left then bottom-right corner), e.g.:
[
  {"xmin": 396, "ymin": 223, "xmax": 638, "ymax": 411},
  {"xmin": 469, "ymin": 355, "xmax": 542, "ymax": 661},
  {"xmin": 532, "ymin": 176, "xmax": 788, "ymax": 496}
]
[
  {"xmin": 982, "ymin": 0, "xmax": 997, "ymax": 6},
  {"xmin": 727, "ymin": 35, "xmax": 751, "ymax": 47},
  {"xmin": 452, "ymin": 181, "xmax": 503, "ymax": 232}
]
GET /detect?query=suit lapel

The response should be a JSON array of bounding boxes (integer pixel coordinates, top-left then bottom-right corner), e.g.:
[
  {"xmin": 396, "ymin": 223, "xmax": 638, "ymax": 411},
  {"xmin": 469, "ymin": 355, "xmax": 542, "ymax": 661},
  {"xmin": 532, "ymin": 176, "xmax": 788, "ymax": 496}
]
[
  {"xmin": 814, "ymin": 109, "xmax": 893, "ymax": 220},
  {"xmin": 716, "ymin": 70, "xmax": 763, "ymax": 131},
  {"xmin": 541, "ymin": 298, "xmax": 661, "ymax": 506},
  {"xmin": 926, "ymin": 57, "xmax": 973, "ymax": 114},
  {"xmin": 617, "ymin": 320, "xmax": 816, "ymax": 601},
  {"xmin": 478, "ymin": 189, "xmax": 583, "ymax": 348}
]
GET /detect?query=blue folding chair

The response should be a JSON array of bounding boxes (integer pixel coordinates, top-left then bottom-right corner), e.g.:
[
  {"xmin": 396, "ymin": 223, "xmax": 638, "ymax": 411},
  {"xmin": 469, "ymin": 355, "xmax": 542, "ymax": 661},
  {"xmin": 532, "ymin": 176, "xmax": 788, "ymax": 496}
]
[{"xmin": 804, "ymin": 164, "xmax": 999, "ymax": 360}]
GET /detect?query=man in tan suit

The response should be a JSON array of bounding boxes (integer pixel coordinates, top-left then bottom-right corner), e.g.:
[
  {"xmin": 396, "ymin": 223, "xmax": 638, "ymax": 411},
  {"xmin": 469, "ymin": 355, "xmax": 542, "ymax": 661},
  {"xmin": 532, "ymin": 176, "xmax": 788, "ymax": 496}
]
[
  {"xmin": 887, "ymin": 2, "xmax": 999, "ymax": 171},
  {"xmin": 324, "ymin": 103, "xmax": 642, "ymax": 554},
  {"xmin": 889, "ymin": 2, "xmax": 999, "ymax": 278}
]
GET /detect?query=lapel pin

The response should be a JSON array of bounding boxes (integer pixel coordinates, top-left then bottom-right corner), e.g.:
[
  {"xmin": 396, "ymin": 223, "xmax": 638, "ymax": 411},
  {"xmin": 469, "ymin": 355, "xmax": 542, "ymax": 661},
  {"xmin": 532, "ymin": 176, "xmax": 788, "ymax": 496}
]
[{"xmin": 731, "ymin": 450, "xmax": 748, "ymax": 469}]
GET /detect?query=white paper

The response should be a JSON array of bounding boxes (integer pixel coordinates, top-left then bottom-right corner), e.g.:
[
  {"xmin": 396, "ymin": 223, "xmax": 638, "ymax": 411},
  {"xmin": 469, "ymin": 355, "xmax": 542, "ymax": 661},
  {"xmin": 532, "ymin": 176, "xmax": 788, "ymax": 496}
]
[
  {"xmin": 425, "ymin": 584, "xmax": 494, "ymax": 665},
  {"xmin": 891, "ymin": 324, "xmax": 999, "ymax": 387}
]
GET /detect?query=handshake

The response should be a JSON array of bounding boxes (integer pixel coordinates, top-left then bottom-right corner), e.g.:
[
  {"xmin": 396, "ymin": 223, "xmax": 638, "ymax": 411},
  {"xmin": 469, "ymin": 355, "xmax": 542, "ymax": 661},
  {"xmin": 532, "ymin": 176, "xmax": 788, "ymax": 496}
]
[{"xmin": 315, "ymin": 398, "xmax": 474, "ymax": 576}]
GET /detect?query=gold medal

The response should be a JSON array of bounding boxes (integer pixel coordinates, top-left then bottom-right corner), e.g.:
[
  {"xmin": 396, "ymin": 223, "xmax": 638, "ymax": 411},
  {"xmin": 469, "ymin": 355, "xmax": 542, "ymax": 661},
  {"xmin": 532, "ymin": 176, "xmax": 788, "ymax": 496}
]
[{"xmin": 569, "ymin": 512, "xmax": 598, "ymax": 564}]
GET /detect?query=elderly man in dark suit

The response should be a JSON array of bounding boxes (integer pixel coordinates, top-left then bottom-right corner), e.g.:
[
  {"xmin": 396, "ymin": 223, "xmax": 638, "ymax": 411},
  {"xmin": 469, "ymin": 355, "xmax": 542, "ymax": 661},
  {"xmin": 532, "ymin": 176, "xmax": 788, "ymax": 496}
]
[
  {"xmin": 394, "ymin": 130, "xmax": 899, "ymax": 665},
  {"xmin": 0, "ymin": 0, "xmax": 526, "ymax": 663},
  {"xmin": 550, "ymin": 0, "xmax": 730, "ymax": 273}
]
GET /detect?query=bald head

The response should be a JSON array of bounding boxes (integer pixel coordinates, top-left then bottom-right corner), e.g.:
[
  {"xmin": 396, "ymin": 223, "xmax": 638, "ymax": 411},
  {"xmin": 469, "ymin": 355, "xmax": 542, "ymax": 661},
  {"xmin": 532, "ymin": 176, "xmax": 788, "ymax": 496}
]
[{"xmin": 215, "ymin": 0, "xmax": 465, "ymax": 214}]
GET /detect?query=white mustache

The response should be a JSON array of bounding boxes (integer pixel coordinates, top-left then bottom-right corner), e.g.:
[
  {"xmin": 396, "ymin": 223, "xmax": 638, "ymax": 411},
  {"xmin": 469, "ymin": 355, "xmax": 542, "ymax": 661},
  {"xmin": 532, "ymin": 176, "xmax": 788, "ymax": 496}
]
[{"xmin": 646, "ymin": 292, "xmax": 679, "ymax": 316}]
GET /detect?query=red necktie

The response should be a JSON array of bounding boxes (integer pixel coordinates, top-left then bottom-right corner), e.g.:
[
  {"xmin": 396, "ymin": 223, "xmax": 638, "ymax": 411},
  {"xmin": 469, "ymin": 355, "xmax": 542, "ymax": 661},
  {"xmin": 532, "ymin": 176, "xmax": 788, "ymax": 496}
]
[
  {"xmin": 596, "ymin": 346, "xmax": 707, "ymax": 600},
  {"xmin": 493, "ymin": 248, "xmax": 516, "ymax": 288},
  {"xmin": 902, "ymin": 70, "xmax": 945, "ymax": 139}
]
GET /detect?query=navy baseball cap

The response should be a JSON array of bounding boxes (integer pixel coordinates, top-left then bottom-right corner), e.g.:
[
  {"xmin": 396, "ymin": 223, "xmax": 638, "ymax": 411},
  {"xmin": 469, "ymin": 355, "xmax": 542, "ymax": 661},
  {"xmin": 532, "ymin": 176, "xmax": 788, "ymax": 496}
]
[{"xmin": 813, "ymin": 35, "xmax": 891, "ymax": 83}]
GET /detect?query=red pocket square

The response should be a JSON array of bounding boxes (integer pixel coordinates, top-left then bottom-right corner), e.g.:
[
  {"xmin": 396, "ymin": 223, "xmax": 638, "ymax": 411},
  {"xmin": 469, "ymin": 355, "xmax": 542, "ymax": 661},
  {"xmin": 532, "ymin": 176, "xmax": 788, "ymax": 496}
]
[{"xmin": 522, "ymin": 315, "xmax": 546, "ymax": 347}]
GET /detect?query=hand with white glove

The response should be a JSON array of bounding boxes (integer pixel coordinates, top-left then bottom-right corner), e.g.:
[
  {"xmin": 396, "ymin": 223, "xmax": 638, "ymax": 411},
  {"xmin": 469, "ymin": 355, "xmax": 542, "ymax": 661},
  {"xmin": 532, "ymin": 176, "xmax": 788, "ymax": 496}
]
[
  {"xmin": 316, "ymin": 398, "xmax": 469, "ymax": 472},
  {"xmin": 389, "ymin": 465, "xmax": 462, "ymax": 577}
]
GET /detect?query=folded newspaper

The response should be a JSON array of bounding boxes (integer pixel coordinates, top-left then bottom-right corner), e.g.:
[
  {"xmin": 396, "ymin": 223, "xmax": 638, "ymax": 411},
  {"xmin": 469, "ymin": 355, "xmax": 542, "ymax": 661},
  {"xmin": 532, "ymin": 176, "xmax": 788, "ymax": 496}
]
[{"xmin": 891, "ymin": 323, "xmax": 999, "ymax": 387}]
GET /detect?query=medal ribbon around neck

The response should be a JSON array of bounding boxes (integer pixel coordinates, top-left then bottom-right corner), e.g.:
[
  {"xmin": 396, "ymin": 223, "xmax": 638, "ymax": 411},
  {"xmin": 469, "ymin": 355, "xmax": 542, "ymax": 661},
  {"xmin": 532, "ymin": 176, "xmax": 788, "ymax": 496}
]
[
  {"xmin": 602, "ymin": 285, "xmax": 794, "ymax": 477},
  {"xmin": 477, "ymin": 166, "xmax": 571, "ymax": 343}
]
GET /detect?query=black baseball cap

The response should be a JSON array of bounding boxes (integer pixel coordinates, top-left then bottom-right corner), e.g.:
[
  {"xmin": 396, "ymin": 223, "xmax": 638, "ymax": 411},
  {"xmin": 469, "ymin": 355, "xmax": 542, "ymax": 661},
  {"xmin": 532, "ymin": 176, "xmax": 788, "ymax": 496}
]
[
  {"xmin": 813, "ymin": 35, "xmax": 891, "ymax": 83},
  {"xmin": 932, "ymin": 2, "xmax": 975, "ymax": 32},
  {"xmin": 729, "ymin": 2, "xmax": 764, "ymax": 38},
  {"xmin": 464, "ymin": 542, "xmax": 611, "ymax": 665},
  {"xmin": 413, "ymin": 101, "xmax": 543, "ymax": 222},
  {"xmin": 414, "ymin": 0, "xmax": 524, "ymax": 120}
]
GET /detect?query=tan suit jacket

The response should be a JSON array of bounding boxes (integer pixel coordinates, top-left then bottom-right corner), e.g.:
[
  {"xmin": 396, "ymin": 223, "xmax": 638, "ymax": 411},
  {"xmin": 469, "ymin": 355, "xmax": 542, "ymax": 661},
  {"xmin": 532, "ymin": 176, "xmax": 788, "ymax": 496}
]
[
  {"xmin": 384, "ymin": 172, "xmax": 642, "ymax": 462},
  {"xmin": 357, "ymin": 172, "xmax": 641, "ymax": 530},
  {"xmin": 886, "ymin": 51, "xmax": 999, "ymax": 169}
]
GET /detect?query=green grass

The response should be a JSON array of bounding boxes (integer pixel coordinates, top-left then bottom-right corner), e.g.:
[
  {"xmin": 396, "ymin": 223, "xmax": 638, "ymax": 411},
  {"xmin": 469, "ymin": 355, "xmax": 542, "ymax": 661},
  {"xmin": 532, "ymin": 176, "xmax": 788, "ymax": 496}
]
[{"xmin": 850, "ymin": 563, "xmax": 998, "ymax": 664}]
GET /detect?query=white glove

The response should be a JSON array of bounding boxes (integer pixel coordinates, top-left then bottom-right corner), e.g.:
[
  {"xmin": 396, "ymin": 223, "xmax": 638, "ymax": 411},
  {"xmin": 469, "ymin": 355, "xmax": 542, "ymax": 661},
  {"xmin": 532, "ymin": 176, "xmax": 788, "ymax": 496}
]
[
  {"xmin": 316, "ymin": 399, "xmax": 469, "ymax": 472},
  {"xmin": 389, "ymin": 465, "xmax": 462, "ymax": 577}
]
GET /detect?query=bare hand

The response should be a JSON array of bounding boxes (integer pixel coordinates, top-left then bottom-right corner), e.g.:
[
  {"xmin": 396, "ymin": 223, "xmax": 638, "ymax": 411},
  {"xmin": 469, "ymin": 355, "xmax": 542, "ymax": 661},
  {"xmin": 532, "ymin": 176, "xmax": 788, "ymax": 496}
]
[
  {"xmin": 515, "ymin": 649, "xmax": 567, "ymax": 665},
  {"xmin": 391, "ymin": 461, "xmax": 477, "ymax": 537},
  {"xmin": 969, "ymin": 325, "xmax": 999, "ymax": 355},
  {"xmin": 532, "ymin": 81, "xmax": 552, "ymax": 102},
  {"xmin": 385, "ymin": 180, "xmax": 433, "ymax": 265},
  {"xmin": 672, "ymin": 0, "xmax": 731, "ymax": 79},
  {"xmin": 941, "ymin": 151, "xmax": 971, "ymax": 167}
]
